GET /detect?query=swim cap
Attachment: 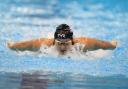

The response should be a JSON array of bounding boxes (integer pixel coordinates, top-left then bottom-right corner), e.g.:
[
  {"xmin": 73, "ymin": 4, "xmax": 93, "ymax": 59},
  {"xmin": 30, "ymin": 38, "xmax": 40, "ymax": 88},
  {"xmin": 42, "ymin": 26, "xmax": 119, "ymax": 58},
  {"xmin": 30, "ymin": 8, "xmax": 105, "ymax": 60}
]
[
  {"xmin": 54, "ymin": 24, "xmax": 74, "ymax": 45},
  {"xmin": 56, "ymin": 24, "xmax": 70, "ymax": 31},
  {"xmin": 54, "ymin": 24, "xmax": 73, "ymax": 39}
]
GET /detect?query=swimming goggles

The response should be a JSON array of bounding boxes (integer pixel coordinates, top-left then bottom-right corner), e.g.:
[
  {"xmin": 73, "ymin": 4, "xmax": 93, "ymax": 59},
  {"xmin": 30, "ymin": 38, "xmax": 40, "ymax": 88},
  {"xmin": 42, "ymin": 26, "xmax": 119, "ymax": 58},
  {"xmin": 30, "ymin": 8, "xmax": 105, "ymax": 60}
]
[{"xmin": 55, "ymin": 40, "xmax": 72, "ymax": 45}]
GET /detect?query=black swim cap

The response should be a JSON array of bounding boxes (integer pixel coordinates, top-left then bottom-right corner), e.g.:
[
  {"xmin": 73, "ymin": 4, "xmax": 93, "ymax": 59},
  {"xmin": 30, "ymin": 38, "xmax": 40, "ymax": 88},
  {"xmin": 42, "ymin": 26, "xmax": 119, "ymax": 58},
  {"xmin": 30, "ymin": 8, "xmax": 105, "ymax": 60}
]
[
  {"xmin": 54, "ymin": 24, "xmax": 74, "ymax": 45},
  {"xmin": 56, "ymin": 24, "xmax": 70, "ymax": 32},
  {"xmin": 54, "ymin": 24, "xmax": 73, "ymax": 39}
]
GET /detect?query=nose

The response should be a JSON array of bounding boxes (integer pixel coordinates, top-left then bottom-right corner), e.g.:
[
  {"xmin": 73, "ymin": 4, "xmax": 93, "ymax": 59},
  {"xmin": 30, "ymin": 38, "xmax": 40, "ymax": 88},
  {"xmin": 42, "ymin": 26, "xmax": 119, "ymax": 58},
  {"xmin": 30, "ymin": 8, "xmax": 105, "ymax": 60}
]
[{"xmin": 59, "ymin": 44, "xmax": 66, "ymax": 50}]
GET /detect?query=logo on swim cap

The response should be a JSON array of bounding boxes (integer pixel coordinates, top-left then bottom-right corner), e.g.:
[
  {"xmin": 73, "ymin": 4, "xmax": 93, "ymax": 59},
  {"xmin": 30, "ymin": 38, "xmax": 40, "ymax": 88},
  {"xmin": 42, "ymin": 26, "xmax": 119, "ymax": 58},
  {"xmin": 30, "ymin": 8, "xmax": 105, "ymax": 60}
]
[{"xmin": 57, "ymin": 34, "xmax": 66, "ymax": 39}]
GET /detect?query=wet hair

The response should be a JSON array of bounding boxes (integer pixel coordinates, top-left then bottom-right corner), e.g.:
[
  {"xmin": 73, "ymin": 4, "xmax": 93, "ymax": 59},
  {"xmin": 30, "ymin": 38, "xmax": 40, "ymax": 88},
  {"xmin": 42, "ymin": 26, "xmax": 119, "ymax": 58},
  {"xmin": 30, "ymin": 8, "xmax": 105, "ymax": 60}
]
[{"xmin": 54, "ymin": 24, "xmax": 74, "ymax": 45}]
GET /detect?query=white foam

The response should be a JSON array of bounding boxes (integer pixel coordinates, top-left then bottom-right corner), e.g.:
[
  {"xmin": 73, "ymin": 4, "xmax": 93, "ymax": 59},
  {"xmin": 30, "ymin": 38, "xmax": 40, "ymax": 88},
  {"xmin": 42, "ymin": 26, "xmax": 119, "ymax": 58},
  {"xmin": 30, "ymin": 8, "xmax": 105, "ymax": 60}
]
[{"xmin": 65, "ymin": 44, "xmax": 113, "ymax": 60}]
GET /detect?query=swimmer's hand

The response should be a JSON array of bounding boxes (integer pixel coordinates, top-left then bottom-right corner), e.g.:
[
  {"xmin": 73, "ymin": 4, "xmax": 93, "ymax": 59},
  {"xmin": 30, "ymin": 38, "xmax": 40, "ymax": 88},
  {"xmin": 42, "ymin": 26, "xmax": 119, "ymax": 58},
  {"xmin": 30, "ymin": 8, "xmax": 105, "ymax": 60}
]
[
  {"xmin": 110, "ymin": 40, "xmax": 118, "ymax": 48},
  {"xmin": 7, "ymin": 41, "xmax": 14, "ymax": 48}
]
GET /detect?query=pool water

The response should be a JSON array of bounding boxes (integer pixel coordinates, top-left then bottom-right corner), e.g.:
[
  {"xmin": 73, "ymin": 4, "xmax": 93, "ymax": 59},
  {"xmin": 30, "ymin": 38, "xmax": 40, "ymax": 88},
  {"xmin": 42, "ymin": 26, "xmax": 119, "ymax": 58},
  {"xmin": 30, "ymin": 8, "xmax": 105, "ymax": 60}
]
[{"xmin": 0, "ymin": 0, "xmax": 128, "ymax": 89}]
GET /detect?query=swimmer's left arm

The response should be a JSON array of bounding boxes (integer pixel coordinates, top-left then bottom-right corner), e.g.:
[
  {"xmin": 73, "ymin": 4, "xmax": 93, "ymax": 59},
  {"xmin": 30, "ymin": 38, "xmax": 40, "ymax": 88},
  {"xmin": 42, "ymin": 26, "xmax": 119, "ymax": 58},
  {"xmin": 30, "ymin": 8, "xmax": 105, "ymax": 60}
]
[{"xmin": 74, "ymin": 37, "xmax": 117, "ymax": 52}]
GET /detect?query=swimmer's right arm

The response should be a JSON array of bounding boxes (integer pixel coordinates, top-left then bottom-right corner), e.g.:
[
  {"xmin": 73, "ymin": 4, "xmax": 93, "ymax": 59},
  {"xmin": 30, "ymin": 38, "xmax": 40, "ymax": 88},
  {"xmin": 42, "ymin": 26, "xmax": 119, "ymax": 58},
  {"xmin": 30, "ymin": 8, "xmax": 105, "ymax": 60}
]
[{"xmin": 7, "ymin": 38, "xmax": 54, "ymax": 51}]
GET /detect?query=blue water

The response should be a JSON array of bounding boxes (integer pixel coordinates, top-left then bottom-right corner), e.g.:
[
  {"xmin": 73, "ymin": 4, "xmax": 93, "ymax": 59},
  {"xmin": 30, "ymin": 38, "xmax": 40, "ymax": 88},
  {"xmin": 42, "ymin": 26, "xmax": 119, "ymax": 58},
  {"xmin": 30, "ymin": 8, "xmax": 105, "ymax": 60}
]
[{"xmin": 0, "ymin": 0, "xmax": 128, "ymax": 89}]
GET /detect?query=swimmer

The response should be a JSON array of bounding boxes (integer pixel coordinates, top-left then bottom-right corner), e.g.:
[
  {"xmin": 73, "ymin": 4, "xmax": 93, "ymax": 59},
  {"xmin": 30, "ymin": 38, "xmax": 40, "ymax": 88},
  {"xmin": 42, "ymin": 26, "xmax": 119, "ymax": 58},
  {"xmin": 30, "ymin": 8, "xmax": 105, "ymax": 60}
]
[{"xmin": 7, "ymin": 24, "xmax": 117, "ymax": 55}]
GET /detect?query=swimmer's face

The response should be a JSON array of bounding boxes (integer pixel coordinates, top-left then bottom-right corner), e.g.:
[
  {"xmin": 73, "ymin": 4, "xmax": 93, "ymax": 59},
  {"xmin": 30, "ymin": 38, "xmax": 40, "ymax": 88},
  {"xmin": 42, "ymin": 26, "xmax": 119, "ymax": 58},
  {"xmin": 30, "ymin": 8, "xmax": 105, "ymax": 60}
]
[{"xmin": 55, "ymin": 39, "xmax": 72, "ymax": 54}]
